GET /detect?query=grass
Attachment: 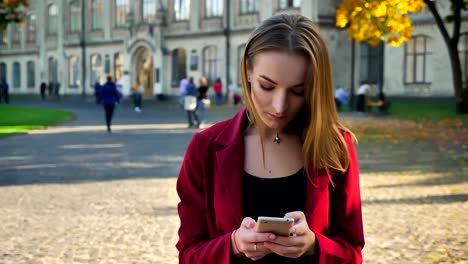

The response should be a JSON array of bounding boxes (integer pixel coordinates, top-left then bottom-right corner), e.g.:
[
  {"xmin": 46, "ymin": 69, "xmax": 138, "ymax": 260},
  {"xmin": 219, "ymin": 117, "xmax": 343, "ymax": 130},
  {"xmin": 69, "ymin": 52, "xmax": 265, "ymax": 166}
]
[{"xmin": 0, "ymin": 105, "xmax": 73, "ymax": 138}]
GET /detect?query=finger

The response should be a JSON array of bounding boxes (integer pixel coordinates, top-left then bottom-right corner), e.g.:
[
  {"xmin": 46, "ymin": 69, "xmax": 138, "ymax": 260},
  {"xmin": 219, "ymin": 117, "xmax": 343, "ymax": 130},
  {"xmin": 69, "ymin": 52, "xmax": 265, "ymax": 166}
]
[
  {"xmin": 241, "ymin": 217, "xmax": 256, "ymax": 229},
  {"xmin": 263, "ymin": 241, "xmax": 302, "ymax": 258},
  {"xmin": 284, "ymin": 211, "xmax": 305, "ymax": 223}
]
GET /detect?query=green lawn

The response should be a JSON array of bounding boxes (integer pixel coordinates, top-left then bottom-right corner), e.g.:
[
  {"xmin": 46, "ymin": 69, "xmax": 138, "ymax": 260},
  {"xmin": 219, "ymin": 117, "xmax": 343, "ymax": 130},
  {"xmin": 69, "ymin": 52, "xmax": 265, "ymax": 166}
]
[{"xmin": 0, "ymin": 105, "xmax": 73, "ymax": 138}]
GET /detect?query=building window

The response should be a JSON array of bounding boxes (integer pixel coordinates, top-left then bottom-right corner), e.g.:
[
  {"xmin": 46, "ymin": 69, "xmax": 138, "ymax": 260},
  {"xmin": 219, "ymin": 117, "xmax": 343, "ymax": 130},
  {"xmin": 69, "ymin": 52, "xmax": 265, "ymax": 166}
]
[
  {"xmin": 459, "ymin": 33, "xmax": 468, "ymax": 84},
  {"xmin": 189, "ymin": 50, "xmax": 198, "ymax": 71},
  {"xmin": 360, "ymin": 42, "xmax": 383, "ymax": 84},
  {"xmin": 90, "ymin": 54, "xmax": 103, "ymax": 86},
  {"xmin": 143, "ymin": 0, "xmax": 157, "ymax": 23},
  {"xmin": 92, "ymin": 0, "xmax": 104, "ymax": 30},
  {"xmin": 240, "ymin": 0, "xmax": 258, "ymax": 14},
  {"xmin": 279, "ymin": 0, "xmax": 301, "ymax": 9},
  {"xmin": 172, "ymin": 48, "xmax": 187, "ymax": 86},
  {"xmin": 68, "ymin": 56, "xmax": 80, "ymax": 87},
  {"xmin": 48, "ymin": 57, "xmax": 58, "ymax": 83},
  {"xmin": 203, "ymin": 46, "xmax": 218, "ymax": 84},
  {"xmin": 174, "ymin": 0, "xmax": 190, "ymax": 21},
  {"xmin": 405, "ymin": 35, "xmax": 431, "ymax": 84},
  {"xmin": 0, "ymin": 33, "xmax": 7, "ymax": 46},
  {"xmin": 13, "ymin": 62, "xmax": 21, "ymax": 88},
  {"xmin": 205, "ymin": 0, "xmax": 223, "ymax": 17},
  {"xmin": 11, "ymin": 24, "xmax": 21, "ymax": 44},
  {"xmin": 70, "ymin": 0, "xmax": 81, "ymax": 33},
  {"xmin": 48, "ymin": 4, "xmax": 58, "ymax": 35},
  {"xmin": 27, "ymin": 14, "xmax": 36, "ymax": 43},
  {"xmin": 0, "ymin": 63, "xmax": 6, "ymax": 81},
  {"xmin": 237, "ymin": 44, "xmax": 246, "ymax": 84},
  {"xmin": 114, "ymin": 52, "xmax": 123, "ymax": 81},
  {"xmin": 27, "ymin": 61, "xmax": 35, "ymax": 88},
  {"xmin": 115, "ymin": 0, "xmax": 129, "ymax": 27}
]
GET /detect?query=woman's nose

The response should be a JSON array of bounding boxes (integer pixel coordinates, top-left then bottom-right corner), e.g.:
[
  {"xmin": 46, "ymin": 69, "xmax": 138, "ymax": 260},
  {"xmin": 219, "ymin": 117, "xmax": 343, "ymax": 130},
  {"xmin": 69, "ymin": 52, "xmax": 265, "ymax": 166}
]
[{"xmin": 272, "ymin": 91, "xmax": 287, "ymax": 114}]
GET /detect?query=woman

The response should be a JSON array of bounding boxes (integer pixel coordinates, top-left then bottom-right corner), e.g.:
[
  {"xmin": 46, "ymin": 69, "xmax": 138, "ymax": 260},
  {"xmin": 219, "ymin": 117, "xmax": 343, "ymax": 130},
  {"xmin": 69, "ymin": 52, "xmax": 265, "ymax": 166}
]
[
  {"xmin": 196, "ymin": 76, "xmax": 210, "ymax": 126},
  {"xmin": 213, "ymin": 77, "xmax": 223, "ymax": 105},
  {"xmin": 98, "ymin": 75, "xmax": 120, "ymax": 132},
  {"xmin": 176, "ymin": 14, "xmax": 364, "ymax": 263},
  {"xmin": 185, "ymin": 77, "xmax": 200, "ymax": 128}
]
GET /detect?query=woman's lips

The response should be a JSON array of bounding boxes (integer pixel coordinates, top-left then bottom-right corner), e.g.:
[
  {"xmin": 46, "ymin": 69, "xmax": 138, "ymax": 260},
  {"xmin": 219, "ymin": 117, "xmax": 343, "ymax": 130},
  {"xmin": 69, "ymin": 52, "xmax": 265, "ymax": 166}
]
[{"xmin": 268, "ymin": 113, "xmax": 286, "ymax": 121}]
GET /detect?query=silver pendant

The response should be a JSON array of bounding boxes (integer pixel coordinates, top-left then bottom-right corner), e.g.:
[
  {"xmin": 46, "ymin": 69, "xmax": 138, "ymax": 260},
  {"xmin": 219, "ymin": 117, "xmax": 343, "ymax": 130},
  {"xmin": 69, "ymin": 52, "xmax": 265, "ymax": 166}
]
[{"xmin": 273, "ymin": 133, "xmax": 281, "ymax": 144}]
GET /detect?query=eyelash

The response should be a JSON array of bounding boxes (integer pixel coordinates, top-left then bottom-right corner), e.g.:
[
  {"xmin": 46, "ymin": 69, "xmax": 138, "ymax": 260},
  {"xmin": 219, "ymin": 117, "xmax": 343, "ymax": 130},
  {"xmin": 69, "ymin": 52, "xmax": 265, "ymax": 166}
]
[{"xmin": 260, "ymin": 84, "xmax": 304, "ymax": 96}]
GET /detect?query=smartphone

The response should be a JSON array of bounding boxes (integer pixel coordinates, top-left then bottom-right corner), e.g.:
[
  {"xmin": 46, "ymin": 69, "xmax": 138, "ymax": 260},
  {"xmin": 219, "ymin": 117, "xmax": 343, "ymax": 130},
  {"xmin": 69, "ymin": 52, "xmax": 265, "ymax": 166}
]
[{"xmin": 255, "ymin": 216, "xmax": 294, "ymax": 236}]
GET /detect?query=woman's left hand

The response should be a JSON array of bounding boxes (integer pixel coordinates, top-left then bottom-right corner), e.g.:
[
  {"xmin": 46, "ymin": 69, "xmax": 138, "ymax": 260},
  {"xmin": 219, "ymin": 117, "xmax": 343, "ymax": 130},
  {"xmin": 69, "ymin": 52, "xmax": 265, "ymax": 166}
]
[{"xmin": 262, "ymin": 211, "xmax": 317, "ymax": 258}]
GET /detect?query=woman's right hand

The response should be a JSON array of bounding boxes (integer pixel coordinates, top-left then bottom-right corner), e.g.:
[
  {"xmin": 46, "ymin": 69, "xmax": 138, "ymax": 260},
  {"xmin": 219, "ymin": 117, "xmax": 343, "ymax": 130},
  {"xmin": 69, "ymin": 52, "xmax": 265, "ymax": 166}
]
[{"xmin": 232, "ymin": 217, "xmax": 275, "ymax": 261}]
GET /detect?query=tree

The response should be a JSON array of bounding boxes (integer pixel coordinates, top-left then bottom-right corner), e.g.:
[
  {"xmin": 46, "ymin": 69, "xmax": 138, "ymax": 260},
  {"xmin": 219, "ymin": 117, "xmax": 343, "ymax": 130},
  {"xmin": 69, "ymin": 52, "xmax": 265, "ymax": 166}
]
[
  {"xmin": 0, "ymin": 0, "xmax": 29, "ymax": 33},
  {"xmin": 337, "ymin": 0, "xmax": 468, "ymax": 114}
]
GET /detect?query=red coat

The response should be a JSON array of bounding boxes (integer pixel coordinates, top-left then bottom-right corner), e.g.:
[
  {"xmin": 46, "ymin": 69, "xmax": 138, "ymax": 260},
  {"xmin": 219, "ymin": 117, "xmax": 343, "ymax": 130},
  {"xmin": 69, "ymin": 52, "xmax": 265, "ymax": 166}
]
[{"xmin": 176, "ymin": 107, "xmax": 364, "ymax": 263}]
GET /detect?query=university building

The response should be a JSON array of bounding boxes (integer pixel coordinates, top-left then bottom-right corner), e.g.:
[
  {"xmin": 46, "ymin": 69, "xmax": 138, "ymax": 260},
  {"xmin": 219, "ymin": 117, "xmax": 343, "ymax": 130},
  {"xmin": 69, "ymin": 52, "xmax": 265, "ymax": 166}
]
[{"xmin": 0, "ymin": 0, "xmax": 466, "ymax": 99}]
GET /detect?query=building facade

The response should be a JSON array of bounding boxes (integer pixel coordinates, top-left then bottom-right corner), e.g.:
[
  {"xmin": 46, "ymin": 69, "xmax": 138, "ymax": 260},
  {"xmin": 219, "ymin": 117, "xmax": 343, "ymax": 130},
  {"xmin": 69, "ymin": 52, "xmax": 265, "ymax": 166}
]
[{"xmin": 0, "ymin": 0, "xmax": 467, "ymax": 98}]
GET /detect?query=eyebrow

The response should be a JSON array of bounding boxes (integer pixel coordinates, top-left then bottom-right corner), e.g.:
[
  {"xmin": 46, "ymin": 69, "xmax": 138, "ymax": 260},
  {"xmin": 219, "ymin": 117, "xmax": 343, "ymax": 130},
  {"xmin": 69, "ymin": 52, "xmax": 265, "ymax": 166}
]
[{"xmin": 259, "ymin": 74, "xmax": 304, "ymax": 89}]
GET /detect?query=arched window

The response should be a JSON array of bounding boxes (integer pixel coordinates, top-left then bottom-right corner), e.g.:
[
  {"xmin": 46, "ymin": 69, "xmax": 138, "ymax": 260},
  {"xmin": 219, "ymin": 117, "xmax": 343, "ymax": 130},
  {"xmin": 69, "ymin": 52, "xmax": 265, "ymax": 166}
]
[
  {"xmin": 69, "ymin": 56, "xmax": 81, "ymax": 87},
  {"xmin": 48, "ymin": 4, "xmax": 58, "ymax": 35},
  {"xmin": 172, "ymin": 48, "xmax": 187, "ymax": 86},
  {"xmin": 27, "ymin": 14, "xmax": 36, "ymax": 43},
  {"xmin": 114, "ymin": 52, "xmax": 123, "ymax": 81},
  {"xmin": 90, "ymin": 54, "xmax": 103, "ymax": 86},
  {"xmin": 143, "ymin": 0, "xmax": 156, "ymax": 23},
  {"xmin": 70, "ymin": 0, "xmax": 81, "ymax": 33},
  {"xmin": 13, "ymin": 62, "xmax": 21, "ymax": 88},
  {"xmin": 27, "ymin": 61, "xmax": 35, "ymax": 88},
  {"xmin": 115, "ymin": 0, "xmax": 129, "ymax": 27},
  {"xmin": 203, "ymin": 46, "xmax": 218, "ymax": 84},
  {"xmin": 459, "ymin": 33, "xmax": 468, "ymax": 84},
  {"xmin": 405, "ymin": 35, "xmax": 432, "ymax": 84},
  {"xmin": 92, "ymin": 0, "xmax": 104, "ymax": 30}
]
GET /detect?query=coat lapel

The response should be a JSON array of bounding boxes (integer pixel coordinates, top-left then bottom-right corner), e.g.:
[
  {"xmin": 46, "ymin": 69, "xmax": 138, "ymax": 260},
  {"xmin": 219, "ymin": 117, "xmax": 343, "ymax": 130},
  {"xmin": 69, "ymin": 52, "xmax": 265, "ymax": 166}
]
[{"xmin": 214, "ymin": 108, "xmax": 247, "ymax": 227}]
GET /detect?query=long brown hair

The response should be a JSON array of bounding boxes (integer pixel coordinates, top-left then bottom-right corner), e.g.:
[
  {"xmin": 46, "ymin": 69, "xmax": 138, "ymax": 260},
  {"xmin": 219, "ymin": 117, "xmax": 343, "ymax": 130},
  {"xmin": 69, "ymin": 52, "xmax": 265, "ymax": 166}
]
[{"xmin": 240, "ymin": 14, "xmax": 356, "ymax": 179}]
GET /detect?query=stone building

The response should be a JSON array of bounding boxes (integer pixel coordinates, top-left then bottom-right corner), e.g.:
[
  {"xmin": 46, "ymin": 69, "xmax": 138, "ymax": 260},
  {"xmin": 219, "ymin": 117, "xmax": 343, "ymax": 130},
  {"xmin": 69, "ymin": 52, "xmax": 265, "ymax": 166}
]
[{"xmin": 0, "ymin": 0, "xmax": 466, "ymax": 99}]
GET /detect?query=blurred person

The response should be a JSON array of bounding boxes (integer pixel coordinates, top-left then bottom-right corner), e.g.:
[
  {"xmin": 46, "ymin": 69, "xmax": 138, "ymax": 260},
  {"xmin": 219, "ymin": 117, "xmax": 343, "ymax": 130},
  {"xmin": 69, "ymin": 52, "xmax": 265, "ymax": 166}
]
[
  {"xmin": 227, "ymin": 79, "xmax": 238, "ymax": 106},
  {"xmin": 179, "ymin": 77, "xmax": 188, "ymax": 108},
  {"xmin": 40, "ymin": 81, "xmax": 47, "ymax": 101},
  {"xmin": 184, "ymin": 77, "xmax": 200, "ymax": 128},
  {"xmin": 0, "ymin": 78, "xmax": 9, "ymax": 104},
  {"xmin": 356, "ymin": 82, "xmax": 382, "ymax": 112},
  {"xmin": 197, "ymin": 76, "xmax": 209, "ymax": 126},
  {"xmin": 213, "ymin": 77, "xmax": 223, "ymax": 105},
  {"xmin": 98, "ymin": 75, "xmax": 120, "ymax": 132},
  {"xmin": 334, "ymin": 85, "xmax": 349, "ymax": 111}
]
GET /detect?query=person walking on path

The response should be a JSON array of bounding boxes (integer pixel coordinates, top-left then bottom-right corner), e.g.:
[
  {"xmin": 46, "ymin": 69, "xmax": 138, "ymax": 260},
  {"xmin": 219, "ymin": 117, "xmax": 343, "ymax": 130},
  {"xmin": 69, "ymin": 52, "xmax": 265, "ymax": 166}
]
[
  {"xmin": 213, "ymin": 77, "xmax": 223, "ymax": 105},
  {"xmin": 227, "ymin": 79, "xmax": 238, "ymax": 106},
  {"xmin": 184, "ymin": 77, "xmax": 200, "ymax": 128},
  {"xmin": 176, "ymin": 14, "xmax": 364, "ymax": 263},
  {"xmin": 98, "ymin": 75, "xmax": 120, "ymax": 133},
  {"xmin": 196, "ymin": 76, "xmax": 209, "ymax": 126},
  {"xmin": 179, "ymin": 77, "xmax": 188, "ymax": 109},
  {"xmin": 0, "ymin": 78, "xmax": 10, "ymax": 104},
  {"xmin": 132, "ymin": 82, "xmax": 143, "ymax": 113},
  {"xmin": 40, "ymin": 81, "xmax": 47, "ymax": 101}
]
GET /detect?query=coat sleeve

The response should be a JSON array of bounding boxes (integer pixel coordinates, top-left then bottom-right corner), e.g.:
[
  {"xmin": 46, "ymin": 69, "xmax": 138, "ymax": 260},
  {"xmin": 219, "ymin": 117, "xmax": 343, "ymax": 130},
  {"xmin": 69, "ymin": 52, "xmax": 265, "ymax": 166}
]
[
  {"xmin": 176, "ymin": 133, "xmax": 234, "ymax": 264},
  {"xmin": 313, "ymin": 132, "xmax": 365, "ymax": 263}
]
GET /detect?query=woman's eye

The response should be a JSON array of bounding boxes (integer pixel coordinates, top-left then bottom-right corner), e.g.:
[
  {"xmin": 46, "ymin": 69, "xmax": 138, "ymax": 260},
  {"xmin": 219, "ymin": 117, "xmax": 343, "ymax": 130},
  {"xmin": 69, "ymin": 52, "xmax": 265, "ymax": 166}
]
[
  {"xmin": 260, "ymin": 84, "xmax": 274, "ymax": 91},
  {"xmin": 290, "ymin": 90, "xmax": 304, "ymax": 96}
]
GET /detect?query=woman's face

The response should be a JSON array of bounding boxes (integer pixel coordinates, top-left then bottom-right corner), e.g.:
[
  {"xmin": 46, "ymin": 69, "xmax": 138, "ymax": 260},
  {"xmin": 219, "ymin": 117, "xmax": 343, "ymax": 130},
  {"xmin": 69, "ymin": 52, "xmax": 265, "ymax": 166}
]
[{"xmin": 248, "ymin": 50, "xmax": 308, "ymax": 131}]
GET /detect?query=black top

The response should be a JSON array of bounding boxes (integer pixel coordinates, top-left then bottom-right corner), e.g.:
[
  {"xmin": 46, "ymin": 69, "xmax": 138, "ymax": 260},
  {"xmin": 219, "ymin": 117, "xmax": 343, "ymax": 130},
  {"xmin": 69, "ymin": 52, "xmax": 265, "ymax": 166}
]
[{"xmin": 242, "ymin": 168, "xmax": 311, "ymax": 263}]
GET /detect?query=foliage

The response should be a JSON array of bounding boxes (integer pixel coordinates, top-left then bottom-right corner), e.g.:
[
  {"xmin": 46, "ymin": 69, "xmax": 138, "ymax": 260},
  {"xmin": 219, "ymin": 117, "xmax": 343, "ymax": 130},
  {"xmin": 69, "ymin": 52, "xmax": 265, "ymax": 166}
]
[
  {"xmin": 0, "ymin": 0, "xmax": 29, "ymax": 33},
  {"xmin": 336, "ymin": 0, "xmax": 425, "ymax": 47},
  {"xmin": 0, "ymin": 105, "xmax": 72, "ymax": 138}
]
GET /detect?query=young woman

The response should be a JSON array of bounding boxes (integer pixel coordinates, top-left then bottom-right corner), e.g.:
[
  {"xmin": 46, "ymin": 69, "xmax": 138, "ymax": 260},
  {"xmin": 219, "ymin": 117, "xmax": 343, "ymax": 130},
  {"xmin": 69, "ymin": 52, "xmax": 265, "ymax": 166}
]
[{"xmin": 176, "ymin": 14, "xmax": 364, "ymax": 263}]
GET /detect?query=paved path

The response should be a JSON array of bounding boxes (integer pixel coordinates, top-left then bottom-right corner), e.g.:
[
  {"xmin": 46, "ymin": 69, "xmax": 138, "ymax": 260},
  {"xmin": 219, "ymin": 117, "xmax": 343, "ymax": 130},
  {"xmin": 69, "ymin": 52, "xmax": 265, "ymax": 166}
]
[{"xmin": 0, "ymin": 98, "xmax": 466, "ymax": 263}]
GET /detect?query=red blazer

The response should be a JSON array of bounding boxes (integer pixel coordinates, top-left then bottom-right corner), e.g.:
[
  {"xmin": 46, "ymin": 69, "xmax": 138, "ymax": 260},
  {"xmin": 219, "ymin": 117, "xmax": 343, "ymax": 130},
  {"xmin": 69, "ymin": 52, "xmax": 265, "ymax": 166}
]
[{"xmin": 176, "ymin": 107, "xmax": 364, "ymax": 263}]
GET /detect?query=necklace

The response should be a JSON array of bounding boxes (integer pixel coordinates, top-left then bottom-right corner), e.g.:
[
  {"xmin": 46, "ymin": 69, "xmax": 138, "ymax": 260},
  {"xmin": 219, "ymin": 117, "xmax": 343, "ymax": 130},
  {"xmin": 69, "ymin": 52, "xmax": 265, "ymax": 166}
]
[{"xmin": 246, "ymin": 110, "xmax": 282, "ymax": 145}]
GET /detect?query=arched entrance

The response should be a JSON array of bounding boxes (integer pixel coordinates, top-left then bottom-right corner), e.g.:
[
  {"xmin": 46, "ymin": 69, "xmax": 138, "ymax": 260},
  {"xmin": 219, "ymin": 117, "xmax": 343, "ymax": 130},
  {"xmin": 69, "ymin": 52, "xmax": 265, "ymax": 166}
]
[{"xmin": 132, "ymin": 47, "xmax": 154, "ymax": 99}]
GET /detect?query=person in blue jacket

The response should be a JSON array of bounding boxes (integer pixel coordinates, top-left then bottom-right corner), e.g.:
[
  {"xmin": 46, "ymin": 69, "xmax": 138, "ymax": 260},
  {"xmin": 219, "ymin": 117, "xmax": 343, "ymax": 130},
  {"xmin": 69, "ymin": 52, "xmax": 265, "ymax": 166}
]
[{"xmin": 98, "ymin": 75, "xmax": 120, "ymax": 132}]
